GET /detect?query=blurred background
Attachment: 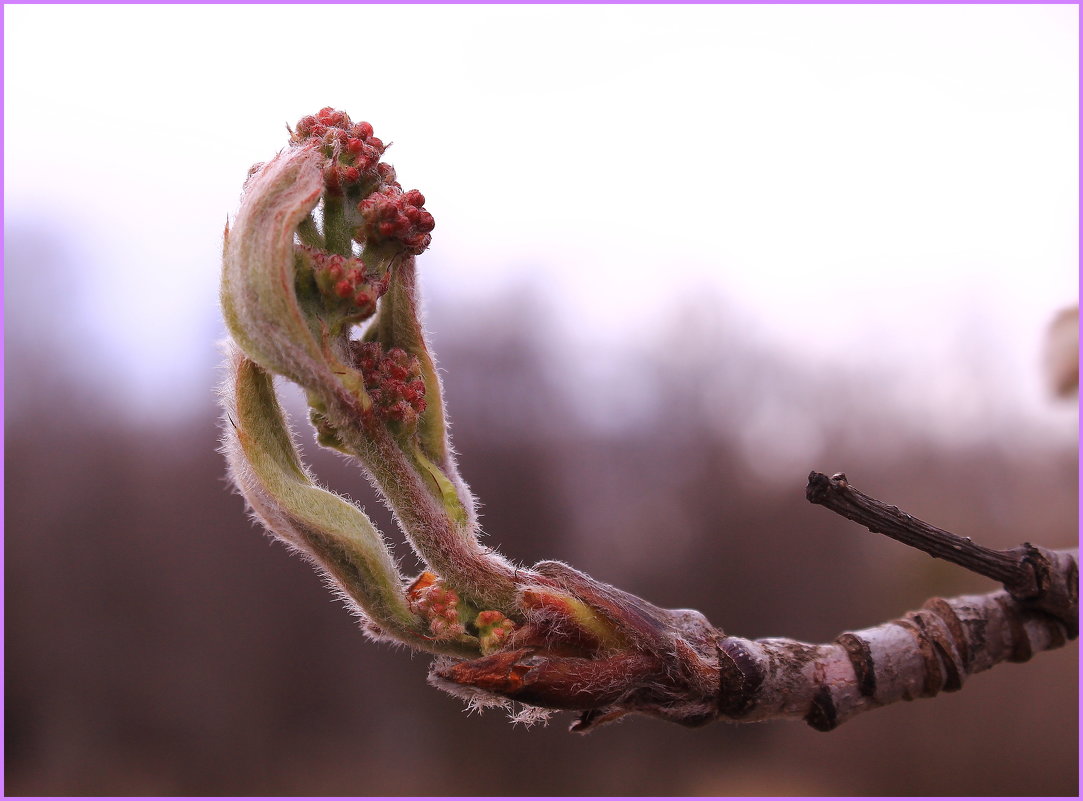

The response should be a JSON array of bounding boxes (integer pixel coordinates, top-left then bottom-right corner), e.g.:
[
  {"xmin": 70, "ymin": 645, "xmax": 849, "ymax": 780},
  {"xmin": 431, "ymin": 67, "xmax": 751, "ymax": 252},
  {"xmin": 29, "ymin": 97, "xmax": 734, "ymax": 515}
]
[{"xmin": 4, "ymin": 4, "xmax": 1077, "ymax": 796}]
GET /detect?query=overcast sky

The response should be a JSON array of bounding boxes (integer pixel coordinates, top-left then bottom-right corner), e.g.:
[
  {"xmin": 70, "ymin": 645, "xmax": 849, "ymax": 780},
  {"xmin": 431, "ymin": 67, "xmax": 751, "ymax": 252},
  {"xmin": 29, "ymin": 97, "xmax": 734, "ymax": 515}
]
[{"xmin": 4, "ymin": 4, "xmax": 1078, "ymax": 433}]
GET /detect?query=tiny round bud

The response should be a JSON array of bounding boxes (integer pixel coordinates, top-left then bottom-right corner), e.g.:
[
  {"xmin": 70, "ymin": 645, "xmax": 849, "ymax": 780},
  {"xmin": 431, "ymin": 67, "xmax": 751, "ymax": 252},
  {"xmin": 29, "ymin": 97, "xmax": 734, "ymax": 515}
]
[{"xmin": 322, "ymin": 165, "xmax": 341, "ymax": 192}]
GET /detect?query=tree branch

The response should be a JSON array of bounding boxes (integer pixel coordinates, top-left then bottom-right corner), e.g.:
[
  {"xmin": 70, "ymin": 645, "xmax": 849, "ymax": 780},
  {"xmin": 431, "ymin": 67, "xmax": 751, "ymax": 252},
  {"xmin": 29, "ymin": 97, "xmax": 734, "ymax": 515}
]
[
  {"xmin": 716, "ymin": 583, "xmax": 1072, "ymax": 732},
  {"xmin": 221, "ymin": 109, "xmax": 1077, "ymax": 735},
  {"xmin": 806, "ymin": 471, "xmax": 1077, "ymax": 635},
  {"xmin": 439, "ymin": 474, "xmax": 1076, "ymax": 732}
]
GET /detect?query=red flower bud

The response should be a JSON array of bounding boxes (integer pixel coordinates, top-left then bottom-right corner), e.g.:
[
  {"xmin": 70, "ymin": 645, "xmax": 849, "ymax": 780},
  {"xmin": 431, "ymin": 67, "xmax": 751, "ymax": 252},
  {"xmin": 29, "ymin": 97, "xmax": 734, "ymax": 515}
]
[
  {"xmin": 355, "ymin": 342, "xmax": 427, "ymax": 425},
  {"xmin": 290, "ymin": 110, "xmax": 396, "ymax": 196},
  {"xmin": 356, "ymin": 185, "xmax": 436, "ymax": 255}
]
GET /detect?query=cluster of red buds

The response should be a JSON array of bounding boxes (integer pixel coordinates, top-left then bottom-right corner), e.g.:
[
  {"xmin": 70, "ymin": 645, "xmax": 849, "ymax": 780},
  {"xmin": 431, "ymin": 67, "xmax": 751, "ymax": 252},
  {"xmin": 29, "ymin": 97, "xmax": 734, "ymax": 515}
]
[
  {"xmin": 292, "ymin": 107, "xmax": 388, "ymax": 194},
  {"xmin": 291, "ymin": 108, "xmax": 435, "ymax": 256},
  {"xmin": 358, "ymin": 186, "xmax": 435, "ymax": 255},
  {"xmin": 409, "ymin": 573, "xmax": 519, "ymax": 651},
  {"xmin": 355, "ymin": 342, "xmax": 427, "ymax": 425},
  {"xmin": 297, "ymin": 245, "xmax": 390, "ymax": 315},
  {"xmin": 474, "ymin": 610, "xmax": 517, "ymax": 654},
  {"xmin": 409, "ymin": 572, "xmax": 466, "ymax": 640}
]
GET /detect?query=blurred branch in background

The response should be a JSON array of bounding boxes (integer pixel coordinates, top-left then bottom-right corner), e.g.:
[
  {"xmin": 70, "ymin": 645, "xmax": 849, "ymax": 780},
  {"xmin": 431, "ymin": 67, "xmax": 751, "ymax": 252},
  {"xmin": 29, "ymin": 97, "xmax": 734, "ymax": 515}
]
[{"xmin": 1045, "ymin": 304, "xmax": 1079, "ymax": 399}]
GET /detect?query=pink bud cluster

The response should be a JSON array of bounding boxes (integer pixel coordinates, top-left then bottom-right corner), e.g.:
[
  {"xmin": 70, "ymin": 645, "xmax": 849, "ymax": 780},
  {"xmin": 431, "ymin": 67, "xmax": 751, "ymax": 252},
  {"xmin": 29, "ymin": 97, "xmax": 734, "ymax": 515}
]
[
  {"xmin": 475, "ymin": 610, "xmax": 517, "ymax": 654},
  {"xmin": 292, "ymin": 108, "xmax": 435, "ymax": 256},
  {"xmin": 358, "ymin": 187, "xmax": 435, "ymax": 256},
  {"xmin": 293, "ymin": 107, "xmax": 388, "ymax": 194},
  {"xmin": 299, "ymin": 245, "xmax": 390, "ymax": 313},
  {"xmin": 356, "ymin": 342, "xmax": 427, "ymax": 425},
  {"xmin": 409, "ymin": 572, "xmax": 467, "ymax": 639}
]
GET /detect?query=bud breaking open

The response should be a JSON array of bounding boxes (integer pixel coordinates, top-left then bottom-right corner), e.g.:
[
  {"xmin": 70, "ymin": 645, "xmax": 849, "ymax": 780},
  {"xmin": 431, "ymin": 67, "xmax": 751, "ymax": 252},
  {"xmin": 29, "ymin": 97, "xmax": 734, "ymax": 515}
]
[{"xmin": 221, "ymin": 109, "xmax": 727, "ymax": 732}]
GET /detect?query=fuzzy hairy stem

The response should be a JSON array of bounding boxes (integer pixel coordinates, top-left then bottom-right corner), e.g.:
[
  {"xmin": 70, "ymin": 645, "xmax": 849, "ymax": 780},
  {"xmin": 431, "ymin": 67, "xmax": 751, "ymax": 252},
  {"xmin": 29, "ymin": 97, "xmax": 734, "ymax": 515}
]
[
  {"xmin": 220, "ymin": 343, "xmax": 477, "ymax": 657},
  {"xmin": 309, "ymin": 254, "xmax": 518, "ymax": 611},
  {"xmin": 312, "ymin": 377, "xmax": 519, "ymax": 612},
  {"xmin": 363, "ymin": 257, "xmax": 453, "ymax": 468}
]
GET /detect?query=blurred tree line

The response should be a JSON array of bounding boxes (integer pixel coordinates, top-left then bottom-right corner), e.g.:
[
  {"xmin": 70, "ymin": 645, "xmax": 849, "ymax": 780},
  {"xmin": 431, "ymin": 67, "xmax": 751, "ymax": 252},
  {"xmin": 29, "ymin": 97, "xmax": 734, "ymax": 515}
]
[{"xmin": 4, "ymin": 259, "xmax": 1077, "ymax": 794}]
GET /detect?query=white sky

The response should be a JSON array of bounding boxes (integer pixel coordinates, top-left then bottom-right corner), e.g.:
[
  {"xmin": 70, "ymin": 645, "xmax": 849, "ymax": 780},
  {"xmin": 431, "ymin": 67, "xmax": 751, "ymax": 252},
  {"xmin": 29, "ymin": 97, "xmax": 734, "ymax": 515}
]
[{"xmin": 4, "ymin": 4, "xmax": 1078, "ymax": 432}]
